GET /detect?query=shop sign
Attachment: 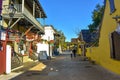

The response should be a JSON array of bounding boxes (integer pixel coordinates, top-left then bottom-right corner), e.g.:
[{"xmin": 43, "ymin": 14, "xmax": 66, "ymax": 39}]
[{"xmin": 9, "ymin": 33, "xmax": 19, "ymax": 41}]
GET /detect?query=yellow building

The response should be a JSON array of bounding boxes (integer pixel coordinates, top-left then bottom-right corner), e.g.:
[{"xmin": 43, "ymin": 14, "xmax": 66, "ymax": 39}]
[{"xmin": 86, "ymin": 0, "xmax": 120, "ymax": 74}]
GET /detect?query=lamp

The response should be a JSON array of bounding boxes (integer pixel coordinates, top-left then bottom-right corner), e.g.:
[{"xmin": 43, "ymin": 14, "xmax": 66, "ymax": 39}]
[
  {"xmin": 4, "ymin": 1, "xmax": 16, "ymax": 40},
  {"xmin": 7, "ymin": 2, "xmax": 16, "ymax": 30},
  {"xmin": 8, "ymin": 1, "xmax": 16, "ymax": 18}
]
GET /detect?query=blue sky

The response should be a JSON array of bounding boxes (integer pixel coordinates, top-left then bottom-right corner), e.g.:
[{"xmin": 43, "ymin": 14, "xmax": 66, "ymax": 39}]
[{"xmin": 39, "ymin": 0, "xmax": 104, "ymax": 42}]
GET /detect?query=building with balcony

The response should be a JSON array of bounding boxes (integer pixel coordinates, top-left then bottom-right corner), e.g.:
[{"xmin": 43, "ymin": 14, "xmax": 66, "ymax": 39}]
[
  {"xmin": 2, "ymin": 0, "xmax": 46, "ymax": 30},
  {"xmin": 0, "ymin": 0, "xmax": 47, "ymax": 74}
]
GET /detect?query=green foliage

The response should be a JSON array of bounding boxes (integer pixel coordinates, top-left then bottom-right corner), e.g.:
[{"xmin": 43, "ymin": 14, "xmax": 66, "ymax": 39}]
[
  {"xmin": 88, "ymin": 4, "xmax": 104, "ymax": 32},
  {"xmin": 57, "ymin": 30, "xmax": 66, "ymax": 43},
  {"xmin": 54, "ymin": 29, "xmax": 66, "ymax": 50}
]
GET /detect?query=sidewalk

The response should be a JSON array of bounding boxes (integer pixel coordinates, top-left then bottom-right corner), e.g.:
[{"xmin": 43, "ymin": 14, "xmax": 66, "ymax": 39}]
[{"xmin": 0, "ymin": 60, "xmax": 45, "ymax": 80}]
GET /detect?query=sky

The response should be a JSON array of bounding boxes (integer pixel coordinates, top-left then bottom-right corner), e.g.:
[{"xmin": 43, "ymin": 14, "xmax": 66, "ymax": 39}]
[{"xmin": 39, "ymin": 0, "xmax": 104, "ymax": 42}]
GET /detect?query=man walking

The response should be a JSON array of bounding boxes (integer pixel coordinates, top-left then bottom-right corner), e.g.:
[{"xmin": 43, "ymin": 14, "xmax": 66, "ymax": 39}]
[{"xmin": 72, "ymin": 48, "xmax": 76, "ymax": 58}]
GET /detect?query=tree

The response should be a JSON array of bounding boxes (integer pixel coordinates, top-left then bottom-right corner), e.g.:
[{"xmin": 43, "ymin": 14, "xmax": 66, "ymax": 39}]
[
  {"xmin": 88, "ymin": 4, "xmax": 104, "ymax": 32},
  {"xmin": 54, "ymin": 29, "xmax": 66, "ymax": 52},
  {"xmin": 57, "ymin": 30, "xmax": 66, "ymax": 51}
]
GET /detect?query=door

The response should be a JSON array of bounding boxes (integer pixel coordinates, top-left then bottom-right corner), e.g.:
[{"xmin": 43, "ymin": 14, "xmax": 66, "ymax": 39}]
[{"xmin": 0, "ymin": 41, "xmax": 6, "ymax": 74}]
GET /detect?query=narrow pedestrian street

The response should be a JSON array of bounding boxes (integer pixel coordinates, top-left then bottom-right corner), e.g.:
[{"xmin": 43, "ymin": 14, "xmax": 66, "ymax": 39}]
[
  {"xmin": 1, "ymin": 0, "xmax": 120, "ymax": 78},
  {"xmin": 1, "ymin": 51, "xmax": 120, "ymax": 80}
]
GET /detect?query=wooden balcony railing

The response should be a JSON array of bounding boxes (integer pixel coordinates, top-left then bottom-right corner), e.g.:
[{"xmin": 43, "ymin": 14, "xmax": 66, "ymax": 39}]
[
  {"xmin": 2, "ymin": 4, "xmax": 44, "ymax": 31},
  {"xmin": 23, "ymin": 7, "xmax": 43, "ymax": 31}
]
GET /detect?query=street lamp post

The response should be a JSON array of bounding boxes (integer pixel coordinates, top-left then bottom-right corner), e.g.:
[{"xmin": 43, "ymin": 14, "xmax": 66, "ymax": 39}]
[
  {"xmin": 5, "ymin": 1, "xmax": 16, "ymax": 74},
  {"xmin": 8, "ymin": 1, "xmax": 16, "ymax": 28},
  {"xmin": 5, "ymin": 1, "xmax": 16, "ymax": 49}
]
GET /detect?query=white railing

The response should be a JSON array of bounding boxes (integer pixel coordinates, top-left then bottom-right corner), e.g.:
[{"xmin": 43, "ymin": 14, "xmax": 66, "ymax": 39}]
[{"xmin": 14, "ymin": 4, "xmax": 22, "ymax": 13}]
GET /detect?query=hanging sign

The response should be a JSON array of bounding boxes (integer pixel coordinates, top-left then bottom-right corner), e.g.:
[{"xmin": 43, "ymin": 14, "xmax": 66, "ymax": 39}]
[{"xmin": 9, "ymin": 33, "xmax": 20, "ymax": 41}]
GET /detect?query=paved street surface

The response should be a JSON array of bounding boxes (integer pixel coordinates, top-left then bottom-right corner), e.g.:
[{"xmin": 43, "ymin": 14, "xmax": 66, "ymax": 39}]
[{"xmin": 1, "ymin": 51, "xmax": 120, "ymax": 80}]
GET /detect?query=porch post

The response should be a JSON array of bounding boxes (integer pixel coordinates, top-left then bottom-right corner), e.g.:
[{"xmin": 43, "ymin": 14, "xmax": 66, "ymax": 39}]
[
  {"xmin": 22, "ymin": 0, "xmax": 24, "ymax": 13},
  {"xmin": 40, "ymin": 11, "xmax": 41, "ymax": 18},
  {"xmin": 33, "ymin": 0, "xmax": 35, "ymax": 17}
]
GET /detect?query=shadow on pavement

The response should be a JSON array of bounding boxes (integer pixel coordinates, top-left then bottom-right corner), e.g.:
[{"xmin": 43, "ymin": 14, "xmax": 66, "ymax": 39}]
[
  {"xmin": 12, "ymin": 61, "xmax": 39, "ymax": 73},
  {"xmin": 10, "ymin": 70, "xmax": 48, "ymax": 80}
]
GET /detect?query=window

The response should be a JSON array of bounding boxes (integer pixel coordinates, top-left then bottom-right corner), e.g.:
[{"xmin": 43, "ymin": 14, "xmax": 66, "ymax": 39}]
[{"xmin": 109, "ymin": 0, "xmax": 116, "ymax": 14}]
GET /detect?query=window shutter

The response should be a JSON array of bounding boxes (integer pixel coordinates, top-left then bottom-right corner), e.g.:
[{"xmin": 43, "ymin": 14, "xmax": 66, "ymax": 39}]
[
  {"xmin": 109, "ymin": 0, "xmax": 116, "ymax": 14},
  {"xmin": 111, "ymin": 31, "xmax": 120, "ymax": 60}
]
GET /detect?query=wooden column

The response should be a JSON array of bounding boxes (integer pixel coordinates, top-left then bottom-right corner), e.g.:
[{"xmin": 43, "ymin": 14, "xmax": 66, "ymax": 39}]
[
  {"xmin": 22, "ymin": 0, "xmax": 24, "ymax": 13},
  {"xmin": 33, "ymin": 0, "xmax": 35, "ymax": 17}
]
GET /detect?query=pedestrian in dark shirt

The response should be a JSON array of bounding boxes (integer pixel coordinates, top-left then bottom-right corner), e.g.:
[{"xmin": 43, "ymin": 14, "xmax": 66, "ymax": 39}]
[{"xmin": 72, "ymin": 49, "xmax": 76, "ymax": 58}]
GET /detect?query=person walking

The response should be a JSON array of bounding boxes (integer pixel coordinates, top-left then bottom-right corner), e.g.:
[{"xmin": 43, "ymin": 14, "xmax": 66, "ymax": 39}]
[{"xmin": 72, "ymin": 48, "xmax": 76, "ymax": 58}]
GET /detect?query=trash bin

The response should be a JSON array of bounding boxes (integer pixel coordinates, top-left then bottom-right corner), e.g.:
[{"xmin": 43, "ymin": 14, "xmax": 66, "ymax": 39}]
[
  {"xmin": 53, "ymin": 49, "xmax": 59, "ymax": 56},
  {"xmin": 38, "ymin": 51, "xmax": 48, "ymax": 61}
]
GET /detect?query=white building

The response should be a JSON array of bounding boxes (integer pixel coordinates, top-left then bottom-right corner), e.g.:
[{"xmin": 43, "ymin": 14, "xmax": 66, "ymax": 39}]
[
  {"xmin": 42, "ymin": 25, "xmax": 55, "ymax": 41},
  {"xmin": 36, "ymin": 25, "xmax": 55, "ymax": 58}
]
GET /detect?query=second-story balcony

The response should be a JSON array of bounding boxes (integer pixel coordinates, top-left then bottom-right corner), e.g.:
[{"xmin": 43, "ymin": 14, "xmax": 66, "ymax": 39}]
[{"xmin": 2, "ymin": 1, "xmax": 46, "ymax": 32}]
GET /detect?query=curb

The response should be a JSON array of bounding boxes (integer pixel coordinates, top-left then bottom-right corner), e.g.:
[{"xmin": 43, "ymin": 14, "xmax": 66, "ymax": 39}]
[{"xmin": 11, "ymin": 65, "xmax": 24, "ymax": 72}]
